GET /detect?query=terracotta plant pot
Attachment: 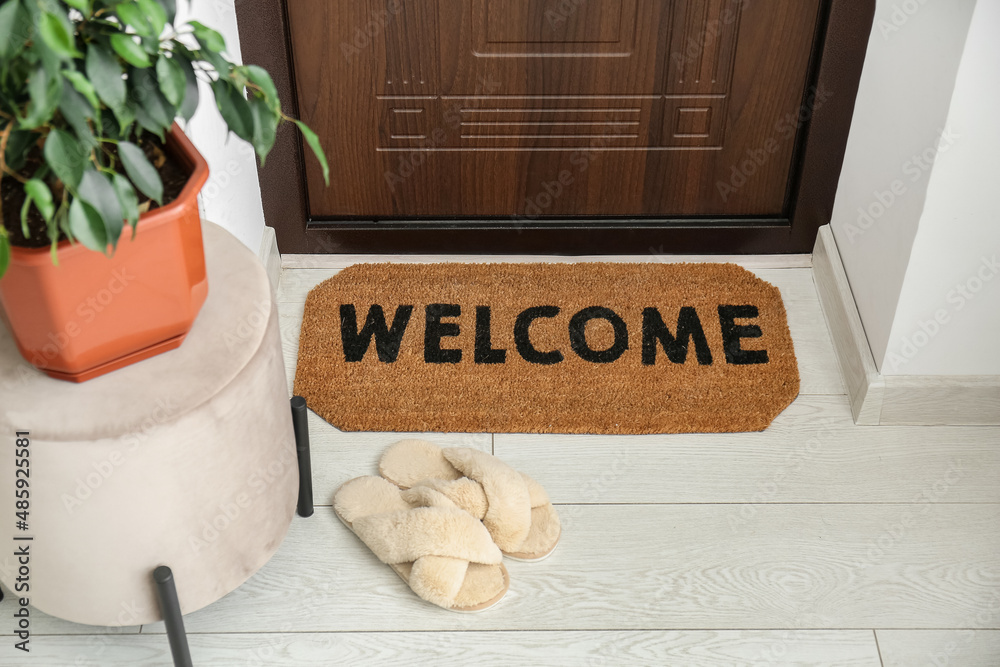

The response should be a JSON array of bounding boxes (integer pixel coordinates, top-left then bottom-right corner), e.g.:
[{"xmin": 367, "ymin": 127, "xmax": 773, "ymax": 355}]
[{"xmin": 0, "ymin": 123, "xmax": 210, "ymax": 382}]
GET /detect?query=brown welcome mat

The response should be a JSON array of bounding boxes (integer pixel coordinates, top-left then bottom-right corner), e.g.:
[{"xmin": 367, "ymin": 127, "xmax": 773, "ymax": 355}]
[{"xmin": 294, "ymin": 263, "xmax": 799, "ymax": 434}]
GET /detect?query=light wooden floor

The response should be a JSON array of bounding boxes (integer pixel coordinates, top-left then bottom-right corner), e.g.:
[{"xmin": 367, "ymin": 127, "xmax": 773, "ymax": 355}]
[{"xmin": 5, "ymin": 254, "xmax": 999, "ymax": 666}]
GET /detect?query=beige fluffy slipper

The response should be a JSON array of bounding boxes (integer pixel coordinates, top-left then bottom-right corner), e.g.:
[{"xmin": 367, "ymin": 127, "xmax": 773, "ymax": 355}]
[
  {"xmin": 333, "ymin": 476, "xmax": 510, "ymax": 612},
  {"xmin": 379, "ymin": 440, "xmax": 562, "ymax": 561}
]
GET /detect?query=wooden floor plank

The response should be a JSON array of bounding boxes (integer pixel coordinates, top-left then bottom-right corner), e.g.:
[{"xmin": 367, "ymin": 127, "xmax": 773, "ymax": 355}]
[
  {"xmin": 278, "ymin": 266, "xmax": 819, "ymax": 305},
  {"xmin": 0, "ymin": 629, "xmax": 880, "ymax": 666},
  {"xmin": 877, "ymin": 630, "xmax": 1000, "ymax": 667},
  {"xmin": 494, "ymin": 395, "xmax": 1000, "ymax": 505},
  {"xmin": 295, "ymin": 394, "xmax": 1000, "ymax": 509},
  {"xmin": 279, "ymin": 368, "xmax": 997, "ymax": 508},
  {"xmin": 140, "ymin": 504, "xmax": 1000, "ymax": 633},
  {"xmin": 0, "ymin": 607, "xmax": 141, "ymax": 637},
  {"xmin": 280, "ymin": 253, "xmax": 814, "ymax": 271},
  {"xmin": 303, "ymin": 410, "xmax": 492, "ymax": 507}
]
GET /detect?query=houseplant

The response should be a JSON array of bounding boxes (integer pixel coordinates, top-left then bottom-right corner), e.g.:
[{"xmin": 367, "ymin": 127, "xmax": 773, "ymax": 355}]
[{"xmin": 0, "ymin": 0, "xmax": 328, "ymax": 381}]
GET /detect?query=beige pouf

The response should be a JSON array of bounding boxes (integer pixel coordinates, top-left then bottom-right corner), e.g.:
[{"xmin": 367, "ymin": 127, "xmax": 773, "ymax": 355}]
[{"xmin": 0, "ymin": 222, "xmax": 297, "ymax": 626}]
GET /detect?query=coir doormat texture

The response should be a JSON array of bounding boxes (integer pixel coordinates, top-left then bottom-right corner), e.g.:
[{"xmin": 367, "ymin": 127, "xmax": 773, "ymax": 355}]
[{"xmin": 294, "ymin": 263, "xmax": 799, "ymax": 434}]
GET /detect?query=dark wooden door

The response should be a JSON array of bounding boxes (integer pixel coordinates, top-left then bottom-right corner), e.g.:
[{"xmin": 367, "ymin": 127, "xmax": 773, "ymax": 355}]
[{"xmin": 286, "ymin": 0, "xmax": 822, "ymax": 219}]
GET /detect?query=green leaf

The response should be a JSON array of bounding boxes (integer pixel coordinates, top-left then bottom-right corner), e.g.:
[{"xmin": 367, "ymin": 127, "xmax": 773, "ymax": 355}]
[
  {"xmin": 34, "ymin": 38, "xmax": 64, "ymax": 78},
  {"xmin": 39, "ymin": 11, "xmax": 82, "ymax": 59},
  {"xmin": 136, "ymin": 0, "xmax": 166, "ymax": 36},
  {"xmin": 130, "ymin": 67, "xmax": 175, "ymax": 137},
  {"xmin": 87, "ymin": 44, "xmax": 134, "ymax": 131},
  {"xmin": 115, "ymin": 2, "xmax": 153, "ymax": 36},
  {"xmin": 134, "ymin": 107, "xmax": 161, "ymax": 139},
  {"xmin": 248, "ymin": 96, "xmax": 278, "ymax": 165},
  {"xmin": 63, "ymin": 69, "xmax": 100, "ymax": 110},
  {"xmin": 21, "ymin": 65, "xmax": 61, "ymax": 129},
  {"xmin": 110, "ymin": 34, "xmax": 151, "ymax": 68},
  {"xmin": 78, "ymin": 170, "xmax": 124, "ymax": 249},
  {"xmin": 246, "ymin": 64, "xmax": 281, "ymax": 114},
  {"xmin": 4, "ymin": 130, "xmax": 39, "ymax": 173},
  {"xmin": 68, "ymin": 197, "xmax": 110, "ymax": 253},
  {"xmin": 59, "ymin": 80, "xmax": 98, "ymax": 148},
  {"xmin": 111, "ymin": 172, "xmax": 140, "ymax": 229},
  {"xmin": 87, "ymin": 45, "xmax": 126, "ymax": 111},
  {"xmin": 0, "ymin": 1, "xmax": 29, "ymax": 60},
  {"xmin": 118, "ymin": 141, "xmax": 164, "ymax": 203},
  {"xmin": 175, "ymin": 53, "xmax": 200, "ymax": 121},
  {"xmin": 189, "ymin": 20, "xmax": 226, "ymax": 53},
  {"xmin": 156, "ymin": 55, "xmax": 186, "ymax": 107},
  {"xmin": 25, "ymin": 179, "xmax": 56, "ymax": 222},
  {"xmin": 294, "ymin": 119, "xmax": 330, "ymax": 186},
  {"xmin": 197, "ymin": 46, "xmax": 230, "ymax": 77},
  {"xmin": 114, "ymin": 103, "xmax": 137, "ymax": 135},
  {"xmin": 44, "ymin": 128, "xmax": 88, "ymax": 190},
  {"xmin": 212, "ymin": 79, "xmax": 254, "ymax": 143},
  {"xmin": 0, "ymin": 233, "xmax": 10, "ymax": 281}
]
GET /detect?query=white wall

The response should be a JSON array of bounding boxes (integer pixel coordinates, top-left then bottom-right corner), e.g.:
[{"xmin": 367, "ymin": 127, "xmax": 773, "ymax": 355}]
[
  {"xmin": 880, "ymin": 0, "xmax": 1000, "ymax": 375},
  {"xmin": 174, "ymin": 1, "xmax": 266, "ymax": 254},
  {"xmin": 829, "ymin": 0, "xmax": 978, "ymax": 370}
]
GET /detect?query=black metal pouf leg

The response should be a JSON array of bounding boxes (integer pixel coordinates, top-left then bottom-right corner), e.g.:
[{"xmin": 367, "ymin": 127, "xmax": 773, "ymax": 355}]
[
  {"xmin": 153, "ymin": 566, "xmax": 193, "ymax": 667},
  {"xmin": 291, "ymin": 396, "xmax": 314, "ymax": 518}
]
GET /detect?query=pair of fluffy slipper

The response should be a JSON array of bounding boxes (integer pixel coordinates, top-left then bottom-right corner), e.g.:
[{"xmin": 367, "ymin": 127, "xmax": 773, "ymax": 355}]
[{"xmin": 334, "ymin": 440, "xmax": 562, "ymax": 612}]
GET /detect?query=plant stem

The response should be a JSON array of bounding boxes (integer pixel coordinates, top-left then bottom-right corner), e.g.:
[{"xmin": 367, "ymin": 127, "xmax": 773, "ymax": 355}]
[{"xmin": 0, "ymin": 122, "xmax": 10, "ymax": 229}]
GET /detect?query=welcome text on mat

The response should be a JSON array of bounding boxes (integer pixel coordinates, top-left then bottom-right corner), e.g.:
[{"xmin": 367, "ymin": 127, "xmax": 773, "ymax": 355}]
[{"xmin": 339, "ymin": 304, "xmax": 770, "ymax": 367}]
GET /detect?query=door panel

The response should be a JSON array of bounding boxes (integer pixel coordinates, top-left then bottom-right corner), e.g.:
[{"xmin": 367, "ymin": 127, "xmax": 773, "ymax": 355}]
[
  {"xmin": 480, "ymin": 0, "xmax": 626, "ymax": 45},
  {"xmin": 287, "ymin": 0, "xmax": 822, "ymax": 219}
]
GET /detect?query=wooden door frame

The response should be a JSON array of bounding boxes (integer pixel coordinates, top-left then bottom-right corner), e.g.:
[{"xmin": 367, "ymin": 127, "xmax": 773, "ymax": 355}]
[{"xmin": 237, "ymin": 0, "xmax": 875, "ymax": 255}]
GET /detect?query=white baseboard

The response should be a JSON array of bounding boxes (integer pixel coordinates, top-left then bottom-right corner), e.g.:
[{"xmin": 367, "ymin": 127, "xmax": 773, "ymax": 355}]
[
  {"xmin": 257, "ymin": 226, "xmax": 281, "ymax": 292},
  {"xmin": 812, "ymin": 226, "xmax": 885, "ymax": 424},
  {"xmin": 813, "ymin": 225, "xmax": 1000, "ymax": 425}
]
